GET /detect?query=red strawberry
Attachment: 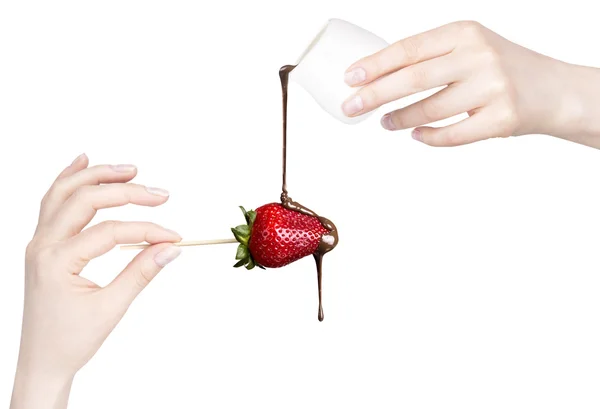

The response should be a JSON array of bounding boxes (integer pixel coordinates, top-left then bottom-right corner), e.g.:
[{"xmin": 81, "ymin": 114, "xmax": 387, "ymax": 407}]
[{"xmin": 231, "ymin": 203, "xmax": 328, "ymax": 269}]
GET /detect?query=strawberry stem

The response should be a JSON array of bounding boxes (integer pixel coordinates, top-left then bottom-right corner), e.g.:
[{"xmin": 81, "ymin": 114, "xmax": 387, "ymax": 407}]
[{"xmin": 231, "ymin": 206, "xmax": 264, "ymax": 270}]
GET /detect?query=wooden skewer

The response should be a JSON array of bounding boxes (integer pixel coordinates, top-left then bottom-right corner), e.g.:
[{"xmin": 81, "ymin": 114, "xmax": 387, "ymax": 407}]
[{"xmin": 120, "ymin": 238, "xmax": 238, "ymax": 250}]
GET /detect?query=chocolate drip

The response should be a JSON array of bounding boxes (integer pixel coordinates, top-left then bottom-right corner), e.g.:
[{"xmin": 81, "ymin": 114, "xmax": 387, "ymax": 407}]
[
  {"xmin": 279, "ymin": 65, "xmax": 295, "ymax": 203},
  {"xmin": 278, "ymin": 64, "xmax": 338, "ymax": 322},
  {"xmin": 314, "ymin": 253, "xmax": 325, "ymax": 321}
]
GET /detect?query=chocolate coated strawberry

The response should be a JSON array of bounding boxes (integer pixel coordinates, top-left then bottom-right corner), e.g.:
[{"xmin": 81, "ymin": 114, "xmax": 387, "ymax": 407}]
[{"xmin": 231, "ymin": 204, "xmax": 328, "ymax": 269}]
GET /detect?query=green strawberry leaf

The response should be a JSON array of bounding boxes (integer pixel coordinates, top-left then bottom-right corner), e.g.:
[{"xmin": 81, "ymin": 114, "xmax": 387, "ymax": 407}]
[
  {"xmin": 239, "ymin": 206, "xmax": 249, "ymax": 224},
  {"xmin": 231, "ymin": 205, "xmax": 262, "ymax": 271},
  {"xmin": 236, "ymin": 244, "xmax": 249, "ymax": 260},
  {"xmin": 234, "ymin": 224, "xmax": 250, "ymax": 236},
  {"xmin": 247, "ymin": 210, "xmax": 257, "ymax": 227},
  {"xmin": 233, "ymin": 259, "xmax": 247, "ymax": 268},
  {"xmin": 246, "ymin": 257, "xmax": 255, "ymax": 270},
  {"xmin": 231, "ymin": 227, "xmax": 249, "ymax": 246}
]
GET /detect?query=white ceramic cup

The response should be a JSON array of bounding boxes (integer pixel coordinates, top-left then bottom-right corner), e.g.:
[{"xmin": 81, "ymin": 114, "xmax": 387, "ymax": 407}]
[{"xmin": 290, "ymin": 18, "xmax": 389, "ymax": 125}]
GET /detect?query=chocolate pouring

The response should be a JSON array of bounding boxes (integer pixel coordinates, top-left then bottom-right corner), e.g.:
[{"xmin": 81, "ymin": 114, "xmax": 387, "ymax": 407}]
[{"xmin": 278, "ymin": 65, "xmax": 339, "ymax": 322}]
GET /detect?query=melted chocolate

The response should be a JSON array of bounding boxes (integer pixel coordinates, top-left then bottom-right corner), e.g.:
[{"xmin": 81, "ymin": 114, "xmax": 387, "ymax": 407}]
[
  {"xmin": 314, "ymin": 253, "xmax": 325, "ymax": 321},
  {"xmin": 279, "ymin": 65, "xmax": 294, "ymax": 201},
  {"xmin": 278, "ymin": 64, "xmax": 338, "ymax": 322}
]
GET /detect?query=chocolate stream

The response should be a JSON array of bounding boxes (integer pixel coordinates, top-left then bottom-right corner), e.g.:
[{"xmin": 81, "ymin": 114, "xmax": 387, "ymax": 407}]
[{"xmin": 278, "ymin": 65, "xmax": 338, "ymax": 322}]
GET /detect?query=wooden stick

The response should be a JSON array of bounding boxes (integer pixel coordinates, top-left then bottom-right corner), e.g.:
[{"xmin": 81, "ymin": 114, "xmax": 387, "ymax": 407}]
[{"xmin": 120, "ymin": 238, "xmax": 238, "ymax": 250}]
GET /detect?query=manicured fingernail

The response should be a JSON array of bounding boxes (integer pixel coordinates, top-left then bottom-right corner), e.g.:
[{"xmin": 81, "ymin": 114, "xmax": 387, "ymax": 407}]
[
  {"xmin": 71, "ymin": 153, "xmax": 87, "ymax": 165},
  {"xmin": 154, "ymin": 246, "xmax": 182, "ymax": 267},
  {"xmin": 146, "ymin": 186, "xmax": 170, "ymax": 197},
  {"xmin": 344, "ymin": 67, "xmax": 366, "ymax": 86},
  {"xmin": 110, "ymin": 164, "xmax": 137, "ymax": 172},
  {"xmin": 381, "ymin": 114, "xmax": 396, "ymax": 130},
  {"xmin": 342, "ymin": 95, "xmax": 364, "ymax": 116},
  {"xmin": 412, "ymin": 129, "xmax": 422, "ymax": 142}
]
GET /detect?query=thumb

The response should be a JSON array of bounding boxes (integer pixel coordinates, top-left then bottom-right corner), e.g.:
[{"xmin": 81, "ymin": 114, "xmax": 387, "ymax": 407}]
[{"xmin": 107, "ymin": 243, "xmax": 182, "ymax": 306}]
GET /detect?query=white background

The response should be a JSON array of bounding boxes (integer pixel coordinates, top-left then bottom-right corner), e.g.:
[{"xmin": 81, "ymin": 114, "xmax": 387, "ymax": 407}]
[{"xmin": 1, "ymin": 1, "xmax": 600, "ymax": 408}]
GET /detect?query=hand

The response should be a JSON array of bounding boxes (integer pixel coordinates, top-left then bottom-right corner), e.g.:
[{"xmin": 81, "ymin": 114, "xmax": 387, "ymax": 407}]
[
  {"xmin": 342, "ymin": 21, "xmax": 600, "ymax": 148},
  {"xmin": 10, "ymin": 154, "xmax": 182, "ymax": 409}
]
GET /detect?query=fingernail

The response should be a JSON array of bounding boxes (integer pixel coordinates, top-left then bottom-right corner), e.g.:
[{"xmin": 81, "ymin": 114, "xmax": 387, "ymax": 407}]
[
  {"xmin": 110, "ymin": 164, "xmax": 137, "ymax": 173},
  {"xmin": 342, "ymin": 95, "xmax": 364, "ymax": 116},
  {"xmin": 412, "ymin": 129, "xmax": 422, "ymax": 142},
  {"xmin": 154, "ymin": 246, "xmax": 182, "ymax": 267},
  {"xmin": 381, "ymin": 114, "xmax": 396, "ymax": 130},
  {"xmin": 146, "ymin": 186, "xmax": 170, "ymax": 197},
  {"xmin": 344, "ymin": 67, "xmax": 366, "ymax": 86},
  {"xmin": 71, "ymin": 153, "xmax": 87, "ymax": 165}
]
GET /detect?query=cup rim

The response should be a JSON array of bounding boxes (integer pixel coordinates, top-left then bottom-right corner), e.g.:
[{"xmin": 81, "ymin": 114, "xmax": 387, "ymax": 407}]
[{"xmin": 294, "ymin": 18, "xmax": 335, "ymax": 65}]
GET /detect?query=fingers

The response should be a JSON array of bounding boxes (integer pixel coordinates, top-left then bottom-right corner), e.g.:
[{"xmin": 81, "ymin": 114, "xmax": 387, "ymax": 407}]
[
  {"xmin": 47, "ymin": 183, "xmax": 171, "ymax": 240},
  {"xmin": 37, "ymin": 154, "xmax": 89, "ymax": 226},
  {"xmin": 105, "ymin": 243, "xmax": 182, "ymax": 307},
  {"xmin": 380, "ymin": 82, "xmax": 486, "ymax": 131},
  {"xmin": 344, "ymin": 22, "xmax": 460, "ymax": 87},
  {"xmin": 40, "ymin": 163, "xmax": 138, "ymax": 224},
  {"xmin": 411, "ymin": 107, "xmax": 517, "ymax": 147},
  {"xmin": 342, "ymin": 53, "xmax": 468, "ymax": 117},
  {"xmin": 55, "ymin": 153, "xmax": 90, "ymax": 180},
  {"xmin": 63, "ymin": 221, "xmax": 181, "ymax": 273}
]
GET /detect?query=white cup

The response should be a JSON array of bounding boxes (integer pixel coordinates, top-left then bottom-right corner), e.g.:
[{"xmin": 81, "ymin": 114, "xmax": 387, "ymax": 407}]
[{"xmin": 290, "ymin": 18, "xmax": 389, "ymax": 125}]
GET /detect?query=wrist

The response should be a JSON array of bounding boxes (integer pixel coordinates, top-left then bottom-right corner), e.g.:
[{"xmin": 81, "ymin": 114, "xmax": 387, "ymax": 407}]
[
  {"xmin": 10, "ymin": 365, "xmax": 74, "ymax": 409},
  {"xmin": 546, "ymin": 60, "xmax": 600, "ymax": 147}
]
